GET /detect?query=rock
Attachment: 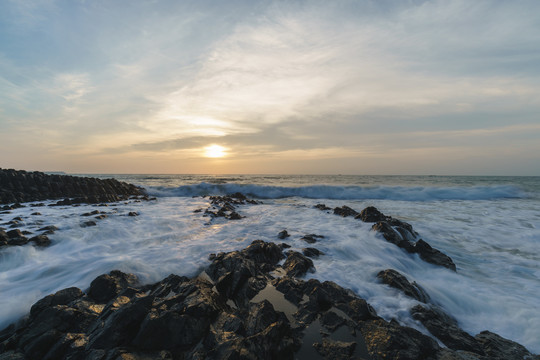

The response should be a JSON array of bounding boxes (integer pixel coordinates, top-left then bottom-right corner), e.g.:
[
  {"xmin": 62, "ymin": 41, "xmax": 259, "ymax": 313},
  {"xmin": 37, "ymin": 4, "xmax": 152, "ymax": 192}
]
[
  {"xmin": 314, "ymin": 204, "xmax": 331, "ymax": 211},
  {"xmin": 302, "ymin": 247, "xmax": 324, "ymax": 258},
  {"xmin": 0, "ymin": 168, "xmax": 143, "ymax": 205},
  {"xmin": 30, "ymin": 212, "xmax": 42, "ymax": 215},
  {"xmin": 277, "ymin": 230, "xmax": 290, "ymax": 239},
  {"xmin": 372, "ymin": 221, "xmax": 414, "ymax": 251},
  {"xmin": 411, "ymin": 305, "xmax": 485, "ymax": 355},
  {"xmin": 360, "ymin": 319, "xmax": 440, "ymax": 360},
  {"xmin": 413, "ymin": 239, "xmax": 457, "ymax": 271},
  {"xmin": 29, "ymin": 235, "xmax": 51, "ymax": 247},
  {"xmin": 94, "ymin": 214, "xmax": 108, "ymax": 220},
  {"xmin": 5, "ymin": 229, "xmax": 28, "ymax": 246},
  {"xmin": 1, "ymin": 240, "xmax": 536, "ymax": 360},
  {"xmin": 282, "ymin": 251, "xmax": 314, "ymax": 277},
  {"xmin": 38, "ymin": 225, "xmax": 59, "ymax": 233},
  {"xmin": 377, "ymin": 269, "xmax": 430, "ymax": 303},
  {"xmin": 128, "ymin": 212, "xmax": 139, "ymax": 217},
  {"xmin": 372, "ymin": 221, "xmax": 456, "ymax": 271},
  {"xmin": 475, "ymin": 330, "xmax": 536, "ymax": 360},
  {"xmin": 356, "ymin": 206, "xmax": 387, "ymax": 222},
  {"xmin": 300, "ymin": 233, "xmax": 324, "ymax": 244},
  {"xmin": 87, "ymin": 270, "xmax": 139, "ymax": 303},
  {"xmin": 81, "ymin": 221, "xmax": 97, "ymax": 228},
  {"xmin": 227, "ymin": 211, "xmax": 242, "ymax": 220},
  {"xmin": 313, "ymin": 338, "xmax": 356, "ymax": 359},
  {"xmin": 333, "ymin": 206, "xmax": 359, "ymax": 217},
  {"xmin": 6, "ymin": 229, "xmax": 24, "ymax": 239},
  {"xmin": 82, "ymin": 210, "xmax": 100, "ymax": 216}
]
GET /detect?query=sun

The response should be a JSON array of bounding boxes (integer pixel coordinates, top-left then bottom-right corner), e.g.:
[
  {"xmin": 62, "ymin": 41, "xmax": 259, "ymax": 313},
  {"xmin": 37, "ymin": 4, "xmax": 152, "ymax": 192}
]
[{"xmin": 204, "ymin": 144, "xmax": 227, "ymax": 158}]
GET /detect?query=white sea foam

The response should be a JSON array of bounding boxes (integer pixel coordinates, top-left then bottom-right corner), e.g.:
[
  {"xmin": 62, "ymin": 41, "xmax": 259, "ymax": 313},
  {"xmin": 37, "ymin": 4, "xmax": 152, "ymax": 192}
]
[
  {"xmin": 1, "ymin": 178, "xmax": 539, "ymax": 353},
  {"xmin": 146, "ymin": 183, "xmax": 527, "ymax": 201}
]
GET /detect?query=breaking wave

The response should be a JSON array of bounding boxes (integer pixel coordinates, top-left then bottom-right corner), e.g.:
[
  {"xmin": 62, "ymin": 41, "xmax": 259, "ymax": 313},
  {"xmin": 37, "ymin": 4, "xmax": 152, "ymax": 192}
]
[{"xmin": 146, "ymin": 183, "xmax": 527, "ymax": 201}]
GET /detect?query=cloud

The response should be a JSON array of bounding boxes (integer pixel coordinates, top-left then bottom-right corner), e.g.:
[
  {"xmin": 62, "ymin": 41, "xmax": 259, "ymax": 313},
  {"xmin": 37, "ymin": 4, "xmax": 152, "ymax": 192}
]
[{"xmin": 0, "ymin": 0, "xmax": 539, "ymax": 174}]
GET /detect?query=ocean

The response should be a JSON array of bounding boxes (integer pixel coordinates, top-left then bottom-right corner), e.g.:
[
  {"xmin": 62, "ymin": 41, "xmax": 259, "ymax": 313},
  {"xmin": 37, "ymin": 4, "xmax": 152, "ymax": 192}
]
[{"xmin": 1, "ymin": 175, "xmax": 539, "ymax": 353}]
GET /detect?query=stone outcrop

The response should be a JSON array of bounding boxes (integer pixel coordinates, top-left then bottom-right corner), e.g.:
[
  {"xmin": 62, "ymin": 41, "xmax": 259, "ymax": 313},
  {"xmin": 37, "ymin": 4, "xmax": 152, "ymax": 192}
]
[
  {"xmin": 1, "ymin": 240, "xmax": 536, "ymax": 360},
  {"xmin": 0, "ymin": 168, "xmax": 144, "ymax": 205},
  {"xmin": 377, "ymin": 269, "xmax": 430, "ymax": 303}
]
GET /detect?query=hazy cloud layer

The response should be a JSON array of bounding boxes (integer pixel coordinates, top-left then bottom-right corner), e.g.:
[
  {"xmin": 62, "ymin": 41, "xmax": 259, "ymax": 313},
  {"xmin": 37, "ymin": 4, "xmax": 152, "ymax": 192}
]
[{"xmin": 1, "ymin": 0, "xmax": 539, "ymax": 174}]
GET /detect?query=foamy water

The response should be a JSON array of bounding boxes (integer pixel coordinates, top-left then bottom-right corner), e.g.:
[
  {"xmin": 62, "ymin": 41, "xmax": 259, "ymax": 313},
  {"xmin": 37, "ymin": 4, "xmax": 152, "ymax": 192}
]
[{"xmin": 1, "ymin": 175, "xmax": 539, "ymax": 353}]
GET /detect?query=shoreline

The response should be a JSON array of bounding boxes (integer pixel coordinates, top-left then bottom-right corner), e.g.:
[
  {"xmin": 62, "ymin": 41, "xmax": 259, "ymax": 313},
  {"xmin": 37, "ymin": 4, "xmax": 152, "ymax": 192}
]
[{"xmin": 1, "ymin": 169, "xmax": 538, "ymax": 359}]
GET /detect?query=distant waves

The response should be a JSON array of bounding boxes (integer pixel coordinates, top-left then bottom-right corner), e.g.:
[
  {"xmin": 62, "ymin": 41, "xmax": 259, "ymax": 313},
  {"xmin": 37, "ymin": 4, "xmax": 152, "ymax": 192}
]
[{"xmin": 145, "ymin": 182, "xmax": 527, "ymax": 201}]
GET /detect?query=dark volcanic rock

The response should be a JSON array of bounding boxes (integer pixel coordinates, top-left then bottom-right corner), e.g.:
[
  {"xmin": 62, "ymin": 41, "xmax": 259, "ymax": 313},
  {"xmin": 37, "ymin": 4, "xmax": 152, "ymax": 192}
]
[
  {"xmin": 278, "ymin": 229, "xmax": 290, "ymax": 239},
  {"xmin": 333, "ymin": 205, "xmax": 359, "ymax": 217},
  {"xmin": 413, "ymin": 239, "xmax": 457, "ymax": 271},
  {"xmin": 372, "ymin": 220, "xmax": 456, "ymax": 271},
  {"xmin": 356, "ymin": 206, "xmax": 387, "ymax": 222},
  {"xmin": 282, "ymin": 251, "xmax": 314, "ymax": 277},
  {"xmin": 0, "ymin": 168, "xmax": 144, "ymax": 205},
  {"xmin": 360, "ymin": 319, "xmax": 440, "ymax": 360},
  {"xmin": 300, "ymin": 233, "xmax": 324, "ymax": 244},
  {"xmin": 411, "ymin": 305, "xmax": 485, "ymax": 355},
  {"xmin": 372, "ymin": 221, "xmax": 414, "ymax": 251},
  {"xmin": 1, "ymin": 240, "xmax": 536, "ymax": 360},
  {"xmin": 314, "ymin": 203, "xmax": 331, "ymax": 211},
  {"xmin": 29, "ymin": 235, "xmax": 51, "ymax": 247},
  {"xmin": 377, "ymin": 269, "xmax": 430, "ymax": 303},
  {"xmin": 87, "ymin": 270, "xmax": 139, "ymax": 303},
  {"xmin": 313, "ymin": 338, "xmax": 356, "ymax": 359},
  {"xmin": 302, "ymin": 247, "xmax": 324, "ymax": 258},
  {"xmin": 474, "ymin": 330, "xmax": 537, "ymax": 360}
]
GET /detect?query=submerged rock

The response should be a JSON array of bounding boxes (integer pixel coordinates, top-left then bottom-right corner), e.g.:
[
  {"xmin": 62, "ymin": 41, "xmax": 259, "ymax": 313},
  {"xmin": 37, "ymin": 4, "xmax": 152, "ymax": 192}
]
[{"xmin": 377, "ymin": 269, "xmax": 430, "ymax": 303}]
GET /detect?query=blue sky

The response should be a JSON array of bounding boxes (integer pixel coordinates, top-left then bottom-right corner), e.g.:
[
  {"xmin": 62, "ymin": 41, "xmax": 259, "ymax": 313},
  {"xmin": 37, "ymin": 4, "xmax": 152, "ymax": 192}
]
[{"xmin": 1, "ymin": 0, "xmax": 539, "ymax": 174}]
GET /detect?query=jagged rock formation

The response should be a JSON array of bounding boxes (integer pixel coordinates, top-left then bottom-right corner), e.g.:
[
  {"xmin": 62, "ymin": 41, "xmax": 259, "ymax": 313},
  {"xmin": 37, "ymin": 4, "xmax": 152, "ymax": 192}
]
[
  {"xmin": 315, "ymin": 204, "xmax": 456, "ymax": 271},
  {"xmin": 1, "ymin": 240, "xmax": 537, "ymax": 360},
  {"xmin": 0, "ymin": 168, "xmax": 144, "ymax": 205}
]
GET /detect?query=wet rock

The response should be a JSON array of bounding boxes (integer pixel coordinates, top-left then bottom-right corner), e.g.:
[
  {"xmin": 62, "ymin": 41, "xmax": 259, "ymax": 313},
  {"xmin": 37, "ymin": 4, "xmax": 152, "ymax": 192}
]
[
  {"xmin": 29, "ymin": 235, "xmax": 51, "ymax": 247},
  {"xmin": 360, "ymin": 319, "xmax": 440, "ymax": 360},
  {"xmin": 87, "ymin": 270, "xmax": 139, "ymax": 303},
  {"xmin": 475, "ymin": 330, "xmax": 536, "ymax": 360},
  {"xmin": 314, "ymin": 204, "xmax": 331, "ymax": 211},
  {"xmin": 31, "ymin": 212, "xmax": 41, "ymax": 216},
  {"xmin": 5, "ymin": 229, "xmax": 28, "ymax": 246},
  {"xmin": 377, "ymin": 269, "xmax": 430, "ymax": 303},
  {"xmin": 278, "ymin": 230, "xmax": 290, "ymax": 239},
  {"xmin": 228, "ymin": 211, "xmax": 242, "ymax": 220},
  {"xmin": 356, "ymin": 206, "xmax": 387, "ymax": 222},
  {"xmin": 0, "ymin": 168, "xmax": 143, "ymax": 205},
  {"xmin": 1, "ymin": 240, "xmax": 536, "ymax": 360},
  {"xmin": 313, "ymin": 338, "xmax": 356, "ymax": 359},
  {"xmin": 302, "ymin": 247, "xmax": 324, "ymax": 258},
  {"xmin": 300, "ymin": 233, "xmax": 324, "ymax": 244},
  {"xmin": 372, "ymin": 221, "xmax": 414, "ymax": 251},
  {"xmin": 413, "ymin": 239, "xmax": 457, "ymax": 271},
  {"xmin": 411, "ymin": 305, "xmax": 485, "ymax": 355},
  {"xmin": 282, "ymin": 251, "xmax": 314, "ymax": 277},
  {"xmin": 128, "ymin": 211, "xmax": 139, "ymax": 217},
  {"xmin": 81, "ymin": 221, "xmax": 97, "ymax": 228},
  {"xmin": 94, "ymin": 214, "xmax": 108, "ymax": 220},
  {"xmin": 372, "ymin": 221, "xmax": 456, "ymax": 271},
  {"xmin": 82, "ymin": 210, "xmax": 100, "ymax": 216},
  {"xmin": 333, "ymin": 206, "xmax": 359, "ymax": 217}
]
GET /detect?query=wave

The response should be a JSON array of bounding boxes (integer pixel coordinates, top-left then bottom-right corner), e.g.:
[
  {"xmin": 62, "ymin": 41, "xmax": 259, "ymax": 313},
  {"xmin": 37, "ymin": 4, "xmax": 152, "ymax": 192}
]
[{"xmin": 145, "ymin": 183, "xmax": 527, "ymax": 201}]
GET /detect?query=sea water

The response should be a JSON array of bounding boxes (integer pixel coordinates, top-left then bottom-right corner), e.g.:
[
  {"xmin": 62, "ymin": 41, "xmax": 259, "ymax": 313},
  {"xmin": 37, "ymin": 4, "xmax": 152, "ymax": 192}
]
[{"xmin": 0, "ymin": 175, "xmax": 539, "ymax": 353}]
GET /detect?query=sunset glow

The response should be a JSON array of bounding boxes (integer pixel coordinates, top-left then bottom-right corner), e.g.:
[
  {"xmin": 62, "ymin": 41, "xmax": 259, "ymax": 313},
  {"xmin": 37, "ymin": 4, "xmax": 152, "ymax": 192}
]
[{"xmin": 204, "ymin": 145, "xmax": 227, "ymax": 158}]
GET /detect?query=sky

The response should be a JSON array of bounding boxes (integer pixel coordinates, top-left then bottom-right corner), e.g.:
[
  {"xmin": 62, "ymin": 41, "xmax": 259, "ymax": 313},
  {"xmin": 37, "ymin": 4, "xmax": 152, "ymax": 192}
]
[{"xmin": 1, "ymin": 0, "xmax": 539, "ymax": 175}]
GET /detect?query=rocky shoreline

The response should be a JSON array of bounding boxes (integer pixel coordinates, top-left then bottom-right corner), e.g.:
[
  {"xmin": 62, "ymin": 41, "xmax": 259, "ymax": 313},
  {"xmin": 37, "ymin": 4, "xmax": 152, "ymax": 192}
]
[
  {"xmin": 1, "ymin": 238, "xmax": 538, "ymax": 360},
  {"xmin": 0, "ymin": 168, "xmax": 144, "ymax": 206},
  {"xmin": 0, "ymin": 171, "xmax": 538, "ymax": 359}
]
